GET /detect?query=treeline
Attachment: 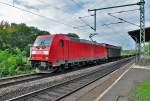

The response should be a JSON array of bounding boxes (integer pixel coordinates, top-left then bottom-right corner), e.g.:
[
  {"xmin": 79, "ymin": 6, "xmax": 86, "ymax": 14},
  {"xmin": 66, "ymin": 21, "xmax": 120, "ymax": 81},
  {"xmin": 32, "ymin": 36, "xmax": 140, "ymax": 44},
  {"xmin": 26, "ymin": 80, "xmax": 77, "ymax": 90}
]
[
  {"xmin": 144, "ymin": 43, "xmax": 150, "ymax": 56},
  {"xmin": 0, "ymin": 21, "xmax": 50, "ymax": 55},
  {"xmin": 0, "ymin": 21, "xmax": 50, "ymax": 76},
  {"xmin": 121, "ymin": 43, "xmax": 150, "ymax": 56}
]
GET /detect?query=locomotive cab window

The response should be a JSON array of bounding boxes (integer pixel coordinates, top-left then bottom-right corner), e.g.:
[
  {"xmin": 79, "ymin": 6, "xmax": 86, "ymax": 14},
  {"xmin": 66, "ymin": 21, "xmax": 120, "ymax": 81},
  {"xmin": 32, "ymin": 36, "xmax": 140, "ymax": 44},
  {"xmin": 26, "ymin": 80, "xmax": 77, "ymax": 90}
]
[
  {"xmin": 59, "ymin": 39, "xmax": 64, "ymax": 47},
  {"xmin": 33, "ymin": 38, "xmax": 51, "ymax": 46}
]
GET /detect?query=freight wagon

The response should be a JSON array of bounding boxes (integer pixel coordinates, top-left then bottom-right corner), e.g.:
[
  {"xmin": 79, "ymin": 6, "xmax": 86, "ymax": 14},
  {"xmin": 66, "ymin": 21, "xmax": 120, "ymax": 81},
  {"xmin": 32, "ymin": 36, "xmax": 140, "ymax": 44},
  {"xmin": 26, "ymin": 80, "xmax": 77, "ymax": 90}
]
[
  {"xmin": 102, "ymin": 43, "xmax": 121, "ymax": 58},
  {"xmin": 29, "ymin": 34, "xmax": 121, "ymax": 73}
]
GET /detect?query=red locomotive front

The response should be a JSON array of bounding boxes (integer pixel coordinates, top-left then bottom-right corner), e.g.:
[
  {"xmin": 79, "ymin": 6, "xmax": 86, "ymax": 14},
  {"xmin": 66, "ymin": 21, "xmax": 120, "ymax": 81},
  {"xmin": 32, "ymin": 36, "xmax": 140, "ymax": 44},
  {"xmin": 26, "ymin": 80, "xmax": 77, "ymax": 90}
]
[
  {"xmin": 29, "ymin": 35, "xmax": 53, "ymax": 72},
  {"xmin": 30, "ymin": 36, "xmax": 52, "ymax": 60},
  {"xmin": 29, "ymin": 34, "xmax": 70, "ymax": 73}
]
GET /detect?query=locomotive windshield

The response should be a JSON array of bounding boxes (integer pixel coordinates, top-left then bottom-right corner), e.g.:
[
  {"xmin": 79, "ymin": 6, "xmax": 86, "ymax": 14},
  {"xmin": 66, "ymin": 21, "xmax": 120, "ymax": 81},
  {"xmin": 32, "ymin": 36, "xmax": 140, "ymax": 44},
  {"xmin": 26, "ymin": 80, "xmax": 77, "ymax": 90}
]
[{"xmin": 33, "ymin": 38, "xmax": 51, "ymax": 46}]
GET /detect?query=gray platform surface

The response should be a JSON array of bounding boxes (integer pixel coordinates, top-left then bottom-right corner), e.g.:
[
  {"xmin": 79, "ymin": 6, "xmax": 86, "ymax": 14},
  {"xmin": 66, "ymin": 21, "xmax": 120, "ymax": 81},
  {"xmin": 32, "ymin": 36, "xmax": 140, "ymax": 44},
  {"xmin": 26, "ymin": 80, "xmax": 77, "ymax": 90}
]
[{"xmin": 100, "ymin": 67, "xmax": 150, "ymax": 101}]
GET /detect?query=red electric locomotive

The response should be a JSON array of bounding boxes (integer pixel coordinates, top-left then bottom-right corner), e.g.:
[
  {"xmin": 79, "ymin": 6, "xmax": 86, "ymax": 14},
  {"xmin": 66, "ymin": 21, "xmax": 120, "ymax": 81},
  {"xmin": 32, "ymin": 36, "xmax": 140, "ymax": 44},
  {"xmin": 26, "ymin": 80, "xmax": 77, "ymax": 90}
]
[{"xmin": 29, "ymin": 34, "xmax": 121, "ymax": 73}]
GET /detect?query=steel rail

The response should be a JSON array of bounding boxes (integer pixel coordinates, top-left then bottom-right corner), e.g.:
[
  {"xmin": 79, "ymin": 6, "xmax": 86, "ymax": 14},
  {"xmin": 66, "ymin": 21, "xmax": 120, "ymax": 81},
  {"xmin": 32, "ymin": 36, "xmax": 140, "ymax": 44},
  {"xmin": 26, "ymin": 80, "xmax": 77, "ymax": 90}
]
[
  {"xmin": 0, "ymin": 73, "xmax": 50, "ymax": 89},
  {"xmin": 0, "ymin": 57, "xmax": 124, "ymax": 89},
  {"xmin": 7, "ymin": 57, "xmax": 133, "ymax": 101}
]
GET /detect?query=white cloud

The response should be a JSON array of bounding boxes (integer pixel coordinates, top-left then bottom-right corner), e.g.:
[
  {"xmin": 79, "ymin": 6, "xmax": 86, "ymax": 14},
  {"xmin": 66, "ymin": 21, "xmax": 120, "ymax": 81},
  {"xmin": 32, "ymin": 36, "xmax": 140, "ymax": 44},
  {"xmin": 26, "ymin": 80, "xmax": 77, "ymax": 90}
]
[{"xmin": 0, "ymin": 0, "xmax": 149, "ymax": 49}]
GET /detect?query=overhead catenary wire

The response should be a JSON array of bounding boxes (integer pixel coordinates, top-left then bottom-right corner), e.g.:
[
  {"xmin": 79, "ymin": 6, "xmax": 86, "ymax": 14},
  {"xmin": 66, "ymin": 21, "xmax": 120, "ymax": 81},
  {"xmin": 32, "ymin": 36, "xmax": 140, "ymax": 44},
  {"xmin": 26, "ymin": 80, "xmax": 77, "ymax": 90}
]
[
  {"xmin": 37, "ymin": 0, "xmax": 85, "ymax": 29},
  {"xmin": 70, "ymin": 0, "xmax": 96, "ymax": 31},
  {"xmin": 78, "ymin": 17, "xmax": 95, "ymax": 30},
  {"xmin": 97, "ymin": 22, "xmax": 126, "ymax": 41},
  {"xmin": 71, "ymin": 0, "xmax": 83, "ymax": 8},
  {"xmin": 38, "ymin": 0, "xmax": 61, "ymax": 10},
  {"xmin": 75, "ymin": 9, "xmax": 139, "ymax": 29},
  {"xmin": 89, "ymin": 20, "xmax": 131, "ymax": 45},
  {"xmin": 96, "ymin": 20, "xmax": 137, "ymax": 45},
  {"xmin": 96, "ymin": 26, "xmax": 128, "ymax": 38},
  {"xmin": 0, "ymin": 1, "xmax": 77, "ymax": 28},
  {"xmin": 40, "ymin": 0, "xmax": 90, "ymax": 31},
  {"xmin": 37, "ymin": 0, "xmax": 93, "ymax": 30},
  {"xmin": 100, "ymin": 8, "xmax": 139, "ymax": 34},
  {"xmin": 90, "ymin": 24, "xmax": 129, "ymax": 47},
  {"xmin": 74, "ymin": 21, "xmax": 124, "ymax": 30},
  {"xmin": 12, "ymin": 0, "xmax": 97, "ymax": 32},
  {"xmin": 73, "ymin": 25, "xmax": 89, "ymax": 29},
  {"xmin": 101, "ymin": 24, "xmax": 124, "ymax": 36},
  {"xmin": 1, "ymin": 0, "xmax": 142, "ymax": 36},
  {"xmin": 78, "ymin": 15, "xmax": 94, "ymax": 19},
  {"xmin": 108, "ymin": 9, "xmax": 139, "ymax": 14},
  {"xmin": 88, "ymin": 0, "xmax": 141, "ymax": 32},
  {"xmin": 89, "ymin": 3, "xmax": 138, "ymax": 31},
  {"xmin": 107, "ymin": 13, "xmax": 140, "ymax": 27},
  {"xmin": 101, "ymin": 21, "xmax": 124, "ymax": 26},
  {"xmin": 74, "ymin": 0, "xmax": 141, "ymax": 45},
  {"xmin": 73, "ymin": 14, "xmax": 95, "ymax": 30},
  {"xmin": 75, "ymin": 0, "xmax": 141, "ymax": 38}
]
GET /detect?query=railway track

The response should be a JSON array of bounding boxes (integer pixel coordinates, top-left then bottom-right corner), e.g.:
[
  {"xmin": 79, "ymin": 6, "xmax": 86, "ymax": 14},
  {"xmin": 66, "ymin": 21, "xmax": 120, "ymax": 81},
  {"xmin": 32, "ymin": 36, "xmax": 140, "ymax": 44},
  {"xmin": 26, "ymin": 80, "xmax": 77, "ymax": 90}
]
[
  {"xmin": 0, "ymin": 73, "xmax": 51, "ymax": 89},
  {"xmin": 0, "ymin": 56, "xmax": 129, "ymax": 89},
  {"xmin": 7, "ymin": 57, "xmax": 133, "ymax": 101},
  {"xmin": 0, "ymin": 57, "xmax": 122, "ymax": 89},
  {"xmin": 0, "ymin": 60, "xmax": 109, "ymax": 89}
]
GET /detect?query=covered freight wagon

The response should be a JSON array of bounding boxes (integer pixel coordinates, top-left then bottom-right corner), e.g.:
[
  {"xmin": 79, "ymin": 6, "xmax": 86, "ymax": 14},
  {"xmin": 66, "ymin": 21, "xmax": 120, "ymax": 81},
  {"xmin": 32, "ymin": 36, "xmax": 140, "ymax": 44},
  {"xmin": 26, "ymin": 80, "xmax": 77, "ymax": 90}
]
[{"xmin": 102, "ymin": 43, "xmax": 121, "ymax": 58}]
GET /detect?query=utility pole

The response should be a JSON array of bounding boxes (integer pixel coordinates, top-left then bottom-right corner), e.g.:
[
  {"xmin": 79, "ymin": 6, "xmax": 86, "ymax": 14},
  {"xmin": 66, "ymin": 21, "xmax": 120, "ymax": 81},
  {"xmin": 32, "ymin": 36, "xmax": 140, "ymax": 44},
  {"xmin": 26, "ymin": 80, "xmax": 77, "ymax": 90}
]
[
  {"xmin": 139, "ymin": 0, "xmax": 145, "ymax": 57},
  {"xmin": 88, "ymin": 1, "xmax": 145, "ymax": 58}
]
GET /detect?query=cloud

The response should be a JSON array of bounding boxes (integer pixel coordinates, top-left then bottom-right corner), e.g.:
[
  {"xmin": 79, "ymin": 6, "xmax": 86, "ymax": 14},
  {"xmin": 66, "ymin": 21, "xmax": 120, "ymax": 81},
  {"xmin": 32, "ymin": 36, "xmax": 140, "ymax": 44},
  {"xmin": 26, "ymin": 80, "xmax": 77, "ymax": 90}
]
[
  {"xmin": 0, "ymin": 0, "xmax": 149, "ymax": 50},
  {"xmin": 14, "ymin": 0, "xmax": 39, "ymax": 11}
]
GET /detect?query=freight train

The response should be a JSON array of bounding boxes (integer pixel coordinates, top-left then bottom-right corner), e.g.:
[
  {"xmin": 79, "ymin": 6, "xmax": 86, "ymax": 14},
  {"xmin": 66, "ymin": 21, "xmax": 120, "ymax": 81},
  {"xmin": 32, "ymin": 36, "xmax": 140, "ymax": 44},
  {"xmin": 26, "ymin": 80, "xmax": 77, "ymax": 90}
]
[{"xmin": 29, "ymin": 34, "xmax": 121, "ymax": 73}]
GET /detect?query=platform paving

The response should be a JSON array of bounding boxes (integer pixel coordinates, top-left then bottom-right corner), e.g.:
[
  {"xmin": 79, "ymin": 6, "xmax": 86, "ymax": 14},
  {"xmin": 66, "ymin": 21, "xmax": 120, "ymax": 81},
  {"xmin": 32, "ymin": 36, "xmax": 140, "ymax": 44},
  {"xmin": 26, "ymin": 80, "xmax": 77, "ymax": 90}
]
[{"xmin": 97, "ymin": 65, "xmax": 150, "ymax": 101}]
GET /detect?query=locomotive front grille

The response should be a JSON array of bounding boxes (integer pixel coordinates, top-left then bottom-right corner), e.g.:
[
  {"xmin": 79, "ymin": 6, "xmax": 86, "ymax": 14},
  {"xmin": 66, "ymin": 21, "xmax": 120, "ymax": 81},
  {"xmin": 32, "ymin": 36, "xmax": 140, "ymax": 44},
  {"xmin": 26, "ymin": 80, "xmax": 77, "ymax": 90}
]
[{"xmin": 40, "ymin": 62, "xmax": 47, "ymax": 67}]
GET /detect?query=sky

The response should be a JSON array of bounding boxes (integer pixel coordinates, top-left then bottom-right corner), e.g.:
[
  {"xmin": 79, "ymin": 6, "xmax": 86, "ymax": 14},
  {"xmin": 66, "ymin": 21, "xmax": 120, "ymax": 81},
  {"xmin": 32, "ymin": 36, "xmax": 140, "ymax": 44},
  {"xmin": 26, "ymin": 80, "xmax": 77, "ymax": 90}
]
[{"xmin": 0, "ymin": 0, "xmax": 149, "ymax": 50}]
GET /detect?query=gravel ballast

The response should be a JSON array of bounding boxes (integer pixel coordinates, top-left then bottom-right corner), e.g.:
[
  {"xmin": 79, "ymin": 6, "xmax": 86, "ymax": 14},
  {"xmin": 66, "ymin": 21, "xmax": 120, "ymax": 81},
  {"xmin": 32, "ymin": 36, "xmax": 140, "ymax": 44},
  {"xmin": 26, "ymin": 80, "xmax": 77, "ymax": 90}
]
[{"xmin": 0, "ymin": 58, "xmax": 131, "ymax": 100}]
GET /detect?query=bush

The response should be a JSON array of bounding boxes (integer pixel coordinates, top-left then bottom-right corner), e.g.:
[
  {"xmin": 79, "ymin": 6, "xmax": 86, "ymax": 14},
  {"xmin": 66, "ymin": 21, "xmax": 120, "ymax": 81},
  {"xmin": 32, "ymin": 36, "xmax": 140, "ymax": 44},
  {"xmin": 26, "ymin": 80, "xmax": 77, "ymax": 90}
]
[{"xmin": 0, "ymin": 49, "xmax": 34, "ymax": 77}]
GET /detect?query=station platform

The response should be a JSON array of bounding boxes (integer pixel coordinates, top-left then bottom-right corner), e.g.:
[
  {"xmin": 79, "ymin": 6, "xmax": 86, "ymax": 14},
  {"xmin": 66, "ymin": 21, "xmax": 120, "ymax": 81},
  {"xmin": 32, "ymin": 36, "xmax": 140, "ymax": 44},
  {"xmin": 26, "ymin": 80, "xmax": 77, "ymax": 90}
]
[
  {"xmin": 61, "ymin": 64, "xmax": 150, "ymax": 101},
  {"xmin": 95, "ymin": 65, "xmax": 150, "ymax": 101}
]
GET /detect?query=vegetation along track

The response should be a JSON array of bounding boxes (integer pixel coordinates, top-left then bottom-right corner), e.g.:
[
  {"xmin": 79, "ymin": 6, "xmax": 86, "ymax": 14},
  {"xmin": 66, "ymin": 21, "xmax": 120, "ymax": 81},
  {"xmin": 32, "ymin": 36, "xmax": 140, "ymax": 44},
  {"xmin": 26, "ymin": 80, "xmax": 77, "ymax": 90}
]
[
  {"xmin": 7, "ymin": 57, "xmax": 134, "ymax": 101},
  {"xmin": 0, "ymin": 73, "xmax": 51, "ymax": 89}
]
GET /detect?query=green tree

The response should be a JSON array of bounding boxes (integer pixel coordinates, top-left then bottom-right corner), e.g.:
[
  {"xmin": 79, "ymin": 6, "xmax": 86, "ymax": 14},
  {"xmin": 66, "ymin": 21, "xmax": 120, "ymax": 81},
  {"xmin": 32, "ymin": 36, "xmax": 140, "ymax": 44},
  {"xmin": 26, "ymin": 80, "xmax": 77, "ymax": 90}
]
[
  {"xmin": 67, "ymin": 33, "xmax": 80, "ymax": 39},
  {"xmin": 0, "ymin": 21, "xmax": 51, "ymax": 76},
  {"xmin": 0, "ymin": 21, "xmax": 50, "ymax": 55},
  {"xmin": 145, "ymin": 42, "xmax": 150, "ymax": 55}
]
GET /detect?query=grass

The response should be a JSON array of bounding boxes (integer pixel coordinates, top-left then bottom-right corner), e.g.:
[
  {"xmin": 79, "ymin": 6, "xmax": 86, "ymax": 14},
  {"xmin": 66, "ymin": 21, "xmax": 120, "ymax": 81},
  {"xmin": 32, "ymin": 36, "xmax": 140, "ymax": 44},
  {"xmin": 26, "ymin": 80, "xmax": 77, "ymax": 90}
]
[
  {"xmin": 129, "ymin": 81, "xmax": 150, "ymax": 101},
  {"xmin": 135, "ymin": 81, "xmax": 150, "ymax": 100}
]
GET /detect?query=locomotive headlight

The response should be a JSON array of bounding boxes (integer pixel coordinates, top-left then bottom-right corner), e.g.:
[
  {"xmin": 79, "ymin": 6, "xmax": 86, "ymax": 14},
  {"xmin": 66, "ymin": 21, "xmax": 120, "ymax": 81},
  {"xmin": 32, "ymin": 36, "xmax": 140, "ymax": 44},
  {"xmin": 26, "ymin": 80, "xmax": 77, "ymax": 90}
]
[
  {"xmin": 45, "ymin": 57, "xmax": 48, "ymax": 60},
  {"xmin": 32, "ymin": 51, "xmax": 36, "ymax": 54},
  {"xmin": 43, "ymin": 51, "xmax": 49, "ymax": 55}
]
